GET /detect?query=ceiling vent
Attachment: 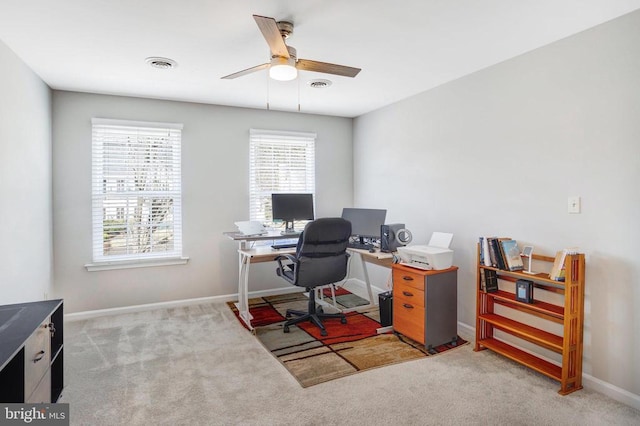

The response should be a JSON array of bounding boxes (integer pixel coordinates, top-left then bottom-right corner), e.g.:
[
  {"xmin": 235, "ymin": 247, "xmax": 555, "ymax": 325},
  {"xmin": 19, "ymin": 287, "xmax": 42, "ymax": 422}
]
[
  {"xmin": 145, "ymin": 57, "xmax": 177, "ymax": 69},
  {"xmin": 308, "ymin": 79, "xmax": 332, "ymax": 89}
]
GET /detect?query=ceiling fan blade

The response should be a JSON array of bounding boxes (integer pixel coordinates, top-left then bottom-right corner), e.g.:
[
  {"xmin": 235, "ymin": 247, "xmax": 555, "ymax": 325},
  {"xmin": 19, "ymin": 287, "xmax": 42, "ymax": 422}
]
[
  {"xmin": 296, "ymin": 59, "xmax": 361, "ymax": 77},
  {"xmin": 221, "ymin": 63, "xmax": 269, "ymax": 79},
  {"xmin": 253, "ymin": 15, "xmax": 289, "ymax": 58}
]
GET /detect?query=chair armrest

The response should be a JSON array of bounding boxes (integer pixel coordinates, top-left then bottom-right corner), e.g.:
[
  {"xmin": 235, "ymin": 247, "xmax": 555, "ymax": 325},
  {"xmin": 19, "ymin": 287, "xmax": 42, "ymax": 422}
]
[
  {"xmin": 275, "ymin": 254, "xmax": 298, "ymax": 281},
  {"xmin": 274, "ymin": 254, "xmax": 297, "ymax": 263}
]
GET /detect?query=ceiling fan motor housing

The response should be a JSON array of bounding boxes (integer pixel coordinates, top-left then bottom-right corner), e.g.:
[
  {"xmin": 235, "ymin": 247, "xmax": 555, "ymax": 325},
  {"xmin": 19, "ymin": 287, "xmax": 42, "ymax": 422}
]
[{"xmin": 277, "ymin": 21, "xmax": 294, "ymax": 39}]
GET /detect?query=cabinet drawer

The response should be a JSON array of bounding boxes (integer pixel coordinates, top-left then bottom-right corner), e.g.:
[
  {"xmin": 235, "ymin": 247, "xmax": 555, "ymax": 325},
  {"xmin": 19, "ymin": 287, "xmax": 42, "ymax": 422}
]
[
  {"xmin": 393, "ymin": 281, "xmax": 425, "ymax": 308},
  {"xmin": 24, "ymin": 319, "xmax": 50, "ymax": 400},
  {"xmin": 393, "ymin": 269, "xmax": 424, "ymax": 291},
  {"xmin": 26, "ymin": 368, "xmax": 51, "ymax": 403},
  {"xmin": 393, "ymin": 298, "xmax": 425, "ymax": 344}
]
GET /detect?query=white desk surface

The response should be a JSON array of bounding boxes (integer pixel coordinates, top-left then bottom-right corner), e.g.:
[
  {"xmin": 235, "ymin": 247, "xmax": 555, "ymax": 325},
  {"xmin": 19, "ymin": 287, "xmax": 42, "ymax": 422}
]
[
  {"xmin": 234, "ymin": 243, "xmax": 394, "ymax": 260},
  {"xmin": 347, "ymin": 248, "xmax": 394, "ymax": 260},
  {"xmin": 224, "ymin": 230, "xmax": 301, "ymax": 242}
]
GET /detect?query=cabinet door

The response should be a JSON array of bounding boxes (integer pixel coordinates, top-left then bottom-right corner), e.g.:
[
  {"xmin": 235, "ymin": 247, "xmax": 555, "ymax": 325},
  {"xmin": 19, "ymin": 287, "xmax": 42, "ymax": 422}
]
[{"xmin": 24, "ymin": 319, "xmax": 51, "ymax": 401}]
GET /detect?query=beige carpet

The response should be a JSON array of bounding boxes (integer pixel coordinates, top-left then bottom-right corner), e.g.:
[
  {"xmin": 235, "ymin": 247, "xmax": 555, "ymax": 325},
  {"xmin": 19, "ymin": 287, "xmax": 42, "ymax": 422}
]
[{"xmin": 61, "ymin": 301, "xmax": 640, "ymax": 425}]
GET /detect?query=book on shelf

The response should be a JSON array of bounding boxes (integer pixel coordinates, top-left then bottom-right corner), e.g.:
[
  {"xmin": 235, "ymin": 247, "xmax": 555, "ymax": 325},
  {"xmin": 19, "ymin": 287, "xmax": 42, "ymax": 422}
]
[
  {"xmin": 481, "ymin": 237, "xmax": 492, "ymax": 267},
  {"xmin": 500, "ymin": 239, "xmax": 524, "ymax": 271},
  {"xmin": 482, "ymin": 236, "xmax": 512, "ymax": 270},
  {"xmin": 496, "ymin": 237, "xmax": 512, "ymax": 270},
  {"xmin": 548, "ymin": 247, "xmax": 580, "ymax": 281},
  {"xmin": 486, "ymin": 237, "xmax": 500, "ymax": 268},
  {"xmin": 487, "ymin": 237, "xmax": 510, "ymax": 270},
  {"xmin": 484, "ymin": 269, "xmax": 499, "ymax": 293}
]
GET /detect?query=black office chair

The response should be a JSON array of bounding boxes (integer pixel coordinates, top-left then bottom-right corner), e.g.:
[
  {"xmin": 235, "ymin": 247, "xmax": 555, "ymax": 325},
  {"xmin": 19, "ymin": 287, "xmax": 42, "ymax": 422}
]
[{"xmin": 275, "ymin": 217, "xmax": 351, "ymax": 336}]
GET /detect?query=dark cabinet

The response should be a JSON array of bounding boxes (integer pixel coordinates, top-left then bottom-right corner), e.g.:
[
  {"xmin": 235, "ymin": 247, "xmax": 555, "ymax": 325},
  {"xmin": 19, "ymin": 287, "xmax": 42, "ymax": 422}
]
[{"xmin": 0, "ymin": 299, "xmax": 64, "ymax": 402}]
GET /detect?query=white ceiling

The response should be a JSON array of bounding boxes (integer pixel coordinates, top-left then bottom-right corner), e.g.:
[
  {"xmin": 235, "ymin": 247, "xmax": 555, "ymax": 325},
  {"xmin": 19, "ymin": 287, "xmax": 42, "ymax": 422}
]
[{"xmin": 1, "ymin": 0, "xmax": 639, "ymax": 118}]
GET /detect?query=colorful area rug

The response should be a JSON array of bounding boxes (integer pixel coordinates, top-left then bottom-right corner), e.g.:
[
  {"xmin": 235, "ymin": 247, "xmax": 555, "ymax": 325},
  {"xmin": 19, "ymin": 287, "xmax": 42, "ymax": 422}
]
[{"xmin": 228, "ymin": 288, "xmax": 468, "ymax": 387}]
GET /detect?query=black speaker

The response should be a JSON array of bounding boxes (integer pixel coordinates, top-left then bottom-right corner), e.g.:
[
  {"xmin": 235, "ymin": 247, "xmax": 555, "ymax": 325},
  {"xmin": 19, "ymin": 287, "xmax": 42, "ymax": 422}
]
[{"xmin": 381, "ymin": 223, "xmax": 409, "ymax": 253}]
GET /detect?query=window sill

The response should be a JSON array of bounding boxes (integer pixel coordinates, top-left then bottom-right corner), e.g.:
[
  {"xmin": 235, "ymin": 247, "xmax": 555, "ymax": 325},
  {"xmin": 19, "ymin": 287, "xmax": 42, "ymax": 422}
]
[{"xmin": 85, "ymin": 256, "xmax": 189, "ymax": 272}]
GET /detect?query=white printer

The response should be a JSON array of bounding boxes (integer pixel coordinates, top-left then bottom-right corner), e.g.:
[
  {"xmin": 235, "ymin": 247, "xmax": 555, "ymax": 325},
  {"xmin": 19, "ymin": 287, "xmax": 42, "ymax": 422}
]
[{"xmin": 397, "ymin": 232, "xmax": 454, "ymax": 270}]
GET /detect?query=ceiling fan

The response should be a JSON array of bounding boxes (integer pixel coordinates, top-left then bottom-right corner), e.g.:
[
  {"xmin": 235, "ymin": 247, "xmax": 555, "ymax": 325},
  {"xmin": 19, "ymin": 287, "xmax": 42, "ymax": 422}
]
[{"xmin": 221, "ymin": 15, "xmax": 361, "ymax": 81}]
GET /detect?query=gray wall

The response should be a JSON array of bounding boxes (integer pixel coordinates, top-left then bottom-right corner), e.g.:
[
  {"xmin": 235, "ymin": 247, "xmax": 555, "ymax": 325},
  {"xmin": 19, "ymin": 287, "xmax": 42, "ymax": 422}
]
[
  {"xmin": 0, "ymin": 40, "xmax": 53, "ymax": 304},
  {"xmin": 354, "ymin": 11, "xmax": 640, "ymax": 397},
  {"xmin": 52, "ymin": 92, "xmax": 353, "ymax": 313}
]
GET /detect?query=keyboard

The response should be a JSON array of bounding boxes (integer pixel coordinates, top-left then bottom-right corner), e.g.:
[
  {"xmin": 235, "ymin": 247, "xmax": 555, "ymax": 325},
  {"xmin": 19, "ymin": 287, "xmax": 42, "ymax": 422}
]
[
  {"xmin": 271, "ymin": 243, "xmax": 297, "ymax": 250},
  {"xmin": 347, "ymin": 242, "xmax": 374, "ymax": 250}
]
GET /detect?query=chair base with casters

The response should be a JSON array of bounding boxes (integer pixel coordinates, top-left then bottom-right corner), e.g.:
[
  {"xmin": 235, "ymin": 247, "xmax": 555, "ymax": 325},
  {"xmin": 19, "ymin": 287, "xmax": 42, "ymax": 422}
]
[{"xmin": 284, "ymin": 287, "xmax": 347, "ymax": 336}]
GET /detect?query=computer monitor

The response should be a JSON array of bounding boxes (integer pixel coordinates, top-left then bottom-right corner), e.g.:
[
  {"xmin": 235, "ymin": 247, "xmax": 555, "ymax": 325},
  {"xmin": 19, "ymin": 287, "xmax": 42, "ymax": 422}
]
[
  {"xmin": 271, "ymin": 193, "xmax": 314, "ymax": 234},
  {"xmin": 341, "ymin": 208, "xmax": 387, "ymax": 243}
]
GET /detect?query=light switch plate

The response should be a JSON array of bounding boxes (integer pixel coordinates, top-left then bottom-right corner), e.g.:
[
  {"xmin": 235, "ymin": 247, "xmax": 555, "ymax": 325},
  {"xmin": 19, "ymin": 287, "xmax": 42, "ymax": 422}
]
[{"xmin": 568, "ymin": 196, "xmax": 581, "ymax": 214}]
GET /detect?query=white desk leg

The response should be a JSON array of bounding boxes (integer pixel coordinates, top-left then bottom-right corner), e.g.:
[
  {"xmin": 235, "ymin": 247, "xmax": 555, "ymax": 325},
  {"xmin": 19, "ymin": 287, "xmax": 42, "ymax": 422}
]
[
  {"xmin": 236, "ymin": 251, "xmax": 254, "ymax": 331},
  {"xmin": 359, "ymin": 254, "xmax": 376, "ymax": 306}
]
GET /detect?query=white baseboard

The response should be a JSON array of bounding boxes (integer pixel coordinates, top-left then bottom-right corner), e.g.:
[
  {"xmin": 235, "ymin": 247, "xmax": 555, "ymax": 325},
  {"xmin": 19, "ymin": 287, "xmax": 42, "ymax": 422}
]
[
  {"xmin": 581, "ymin": 373, "xmax": 640, "ymax": 411},
  {"xmin": 64, "ymin": 280, "xmax": 380, "ymax": 322},
  {"xmin": 64, "ymin": 286, "xmax": 304, "ymax": 322},
  {"xmin": 459, "ymin": 321, "xmax": 640, "ymax": 411},
  {"xmin": 457, "ymin": 321, "xmax": 475, "ymax": 339}
]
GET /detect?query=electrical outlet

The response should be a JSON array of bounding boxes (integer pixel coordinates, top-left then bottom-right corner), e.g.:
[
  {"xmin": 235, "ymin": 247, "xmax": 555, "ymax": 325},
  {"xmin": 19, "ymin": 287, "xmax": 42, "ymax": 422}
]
[{"xmin": 568, "ymin": 196, "xmax": 581, "ymax": 214}]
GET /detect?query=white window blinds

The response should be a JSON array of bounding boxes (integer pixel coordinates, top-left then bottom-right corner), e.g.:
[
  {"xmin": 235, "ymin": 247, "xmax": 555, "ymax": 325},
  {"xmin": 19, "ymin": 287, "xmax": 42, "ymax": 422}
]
[
  {"xmin": 249, "ymin": 129, "xmax": 316, "ymax": 226},
  {"xmin": 91, "ymin": 118, "xmax": 183, "ymax": 263}
]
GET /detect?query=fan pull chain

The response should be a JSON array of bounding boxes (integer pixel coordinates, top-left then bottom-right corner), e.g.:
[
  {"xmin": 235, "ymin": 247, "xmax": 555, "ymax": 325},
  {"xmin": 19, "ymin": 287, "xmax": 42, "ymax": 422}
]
[
  {"xmin": 266, "ymin": 71, "xmax": 270, "ymax": 110},
  {"xmin": 297, "ymin": 76, "xmax": 301, "ymax": 112}
]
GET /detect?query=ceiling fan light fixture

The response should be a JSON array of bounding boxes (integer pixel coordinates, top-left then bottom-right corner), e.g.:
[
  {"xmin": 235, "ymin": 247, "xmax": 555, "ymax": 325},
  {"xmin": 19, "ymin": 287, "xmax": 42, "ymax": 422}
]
[{"xmin": 269, "ymin": 57, "xmax": 297, "ymax": 81}]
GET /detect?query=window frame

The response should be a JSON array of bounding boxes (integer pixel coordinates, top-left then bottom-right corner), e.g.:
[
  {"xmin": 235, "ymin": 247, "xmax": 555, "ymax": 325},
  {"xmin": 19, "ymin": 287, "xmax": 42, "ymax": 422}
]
[
  {"xmin": 248, "ymin": 129, "xmax": 317, "ymax": 231},
  {"xmin": 85, "ymin": 118, "xmax": 188, "ymax": 271}
]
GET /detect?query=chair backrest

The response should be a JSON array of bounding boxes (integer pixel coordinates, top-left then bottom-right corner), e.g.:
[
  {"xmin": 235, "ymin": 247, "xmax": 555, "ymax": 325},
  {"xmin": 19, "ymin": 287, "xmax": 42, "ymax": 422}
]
[{"xmin": 293, "ymin": 218, "xmax": 352, "ymax": 288}]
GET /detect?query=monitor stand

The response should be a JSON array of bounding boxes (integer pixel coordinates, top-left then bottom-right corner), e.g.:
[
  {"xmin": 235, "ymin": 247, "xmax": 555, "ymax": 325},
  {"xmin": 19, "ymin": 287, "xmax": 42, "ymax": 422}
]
[{"xmin": 280, "ymin": 220, "xmax": 297, "ymax": 235}]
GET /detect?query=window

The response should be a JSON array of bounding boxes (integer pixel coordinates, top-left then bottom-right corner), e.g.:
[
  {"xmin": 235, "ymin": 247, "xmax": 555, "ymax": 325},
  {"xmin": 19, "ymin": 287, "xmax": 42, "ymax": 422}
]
[
  {"xmin": 249, "ymin": 129, "xmax": 316, "ymax": 228},
  {"xmin": 89, "ymin": 118, "xmax": 185, "ymax": 270}
]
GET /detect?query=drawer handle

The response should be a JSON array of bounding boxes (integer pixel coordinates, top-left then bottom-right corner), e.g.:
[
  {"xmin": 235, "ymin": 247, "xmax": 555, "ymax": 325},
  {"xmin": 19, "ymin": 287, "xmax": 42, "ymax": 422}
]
[
  {"xmin": 402, "ymin": 303, "xmax": 414, "ymax": 309},
  {"xmin": 402, "ymin": 276, "xmax": 414, "ymax": 281},
  {"xmin": 33, "ymin": 350, "xmax": 45, "ymax": 363},
  {"xmin": 402, "ymin": 291, "xmax": 414, "ymax": 297}
]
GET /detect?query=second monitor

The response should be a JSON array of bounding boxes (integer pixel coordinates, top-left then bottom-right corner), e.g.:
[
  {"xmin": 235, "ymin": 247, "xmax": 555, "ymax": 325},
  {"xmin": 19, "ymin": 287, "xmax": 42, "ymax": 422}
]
[{"xmin": 341, "ymin": 207, "xmax": 387, "ymax": 249}]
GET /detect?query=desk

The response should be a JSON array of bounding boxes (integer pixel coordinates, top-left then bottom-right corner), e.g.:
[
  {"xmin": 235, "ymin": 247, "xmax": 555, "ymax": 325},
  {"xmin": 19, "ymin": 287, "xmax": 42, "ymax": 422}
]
[{"xmin": 225, "ymin": 231, "xmax": 395, "ymax": 330}]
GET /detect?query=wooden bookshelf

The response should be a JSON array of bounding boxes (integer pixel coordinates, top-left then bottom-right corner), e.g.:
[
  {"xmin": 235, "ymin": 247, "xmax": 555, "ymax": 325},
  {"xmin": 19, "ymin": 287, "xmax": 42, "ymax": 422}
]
[{"xmin": 474, "ymin": 244, "xmax": 585, "ymax": 395}]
